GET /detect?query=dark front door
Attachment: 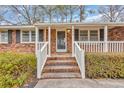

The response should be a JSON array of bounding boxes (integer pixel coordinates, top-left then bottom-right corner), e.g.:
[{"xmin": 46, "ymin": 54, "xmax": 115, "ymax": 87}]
[{"xmin": 57, "ymin": 31, "xmax": 66, "ymax": 52}]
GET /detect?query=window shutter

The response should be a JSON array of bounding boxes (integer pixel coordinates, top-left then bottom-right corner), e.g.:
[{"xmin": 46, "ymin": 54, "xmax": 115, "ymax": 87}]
[
  {"xmin": 8, "ymin": 30, "xmax": 12, "ymax": 44},
  {"xmin": 39, "ymin": 29, "xmax": 44, "ymax": 42},
  {"xmin": 16, "ymin": 30, "xmax": 20, "ymax": 43},
  {"xmin": 74, "ymin": 29, "xmax": 79, "ymax": 41},
  {"xmin": 100, "ymin": 29, "xmax": 104, "ymax": 41}
]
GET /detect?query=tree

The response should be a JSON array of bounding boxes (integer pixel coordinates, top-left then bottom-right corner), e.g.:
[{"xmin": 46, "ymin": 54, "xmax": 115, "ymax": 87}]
[
  {"xmin": 0, "ymin": 6, "xmax": 16, "ymax": 25},
  {"xmin": 39, "ymin": 5, "xmax": 56, "ymax": 23},
  {"xmin": 68, "ymin": 5, "xmax": 78, "ymax": 22},
  {"xmin": 98, "ymin": 5, "xmax": 124, "ymax": 22},
  {"xmin": 0, "ymin": 5, "xmax": 98, "ymax": 25},
  {"xmin": 55, "ymin": 5, "xmax": 69, "ymax": 22},
  {"xmin": 10, "ymin": 5, "xmax": 44, "ymax": 25},
  {"xmin": 79, "ymin": 5, "xmax": 85, "ymax": 22}
]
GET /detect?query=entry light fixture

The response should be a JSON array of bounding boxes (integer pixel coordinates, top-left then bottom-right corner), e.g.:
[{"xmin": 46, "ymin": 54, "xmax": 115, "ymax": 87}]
[{"xmin": 67, "ymin": 29, "xmax": 71, "ymax": 33}]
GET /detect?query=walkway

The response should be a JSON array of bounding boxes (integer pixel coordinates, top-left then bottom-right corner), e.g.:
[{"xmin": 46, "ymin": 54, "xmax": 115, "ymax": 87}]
[{"xmin": 35, "ymin": 79, "xmax": 124, "ymax": 88}]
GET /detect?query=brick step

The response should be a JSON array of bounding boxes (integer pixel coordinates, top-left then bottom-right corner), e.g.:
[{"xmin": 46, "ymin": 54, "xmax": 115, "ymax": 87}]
[
  {"xmin": 45, "ymin": 60, "xmax": 78, "ymax": 66},
  {"xmin": 41, "ymin": 56, "xmax": 81, "ymax": 79},
  {"xmin": 41, "ymin": 72, "xmax": 81, "ymax": 79},
  {"xmin": 46, "ymin": 59, "xmax": 76, "ymax": 63},
  {"xmin": 47, "ymin": 57, "xmax": 75, "ymax": 60},
  {"xmin": 43, "ymin": 65, "xmax": 80, "ymax": 73}
]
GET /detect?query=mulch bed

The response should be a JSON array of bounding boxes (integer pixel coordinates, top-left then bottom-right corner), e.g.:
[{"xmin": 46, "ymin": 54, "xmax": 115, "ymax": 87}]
[{"xmin": 22, "ymin": 72, "xmax": 39, "ymax": 88}]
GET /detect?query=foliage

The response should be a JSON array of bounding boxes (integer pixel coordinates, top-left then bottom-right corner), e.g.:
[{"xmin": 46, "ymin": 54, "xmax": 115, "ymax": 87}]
[
  {"xmin": 0, "ymin": 52, "xmax": 36, "ymax": 88},
  {"xmin": 98, "ymin": 5, "xmax": 124, "ymax": 22},
  {"xmin": 86, "ymin": 53, "xmax": 124, "ymax": 79}
]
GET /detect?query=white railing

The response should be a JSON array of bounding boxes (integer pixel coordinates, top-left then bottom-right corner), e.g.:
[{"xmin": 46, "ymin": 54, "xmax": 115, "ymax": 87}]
[
  {"xmin": 108, "ymin": 41, "xmax": 124, "ymax": 52},
  {"xmin": 37, "ymin": 42, "xmax": 48, "ymax": 78},
  {"xmin": 37, "ymin": 42, "xmax": 46, "ymax": 51},
  {"xmin": 74, "ymin": 42, "xmax": 85, "ymax": 79},
  {"xmin": 76, "ymin": 41, "xmax": 124, "ymax": 52}
]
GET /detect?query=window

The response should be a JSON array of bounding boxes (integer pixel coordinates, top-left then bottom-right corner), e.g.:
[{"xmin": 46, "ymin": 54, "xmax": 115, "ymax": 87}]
[
  {"xmin": 22, "ymin": 31, "xmax": 30, "ymax": 42},
  {"xmin": 21, "ymin": 31, "xmax": 35, "ymax": 43},
  {"xmin": 80, "ymin": 30, "xmax": 88, "ymax": 41},
  {"xmin": 0, "ymin": 31, "xmax": 8, "ymax": 43},
  {"xmin": 90, "ymin": 30, "xmax": 98, "ymax": 41},
  {"xmin": 31, "ymin": 31, "xmax": 35, "ymax": 42},
  {"xmin": 79, "ymin": 29, "xmax": 99, "ymax": 41}
]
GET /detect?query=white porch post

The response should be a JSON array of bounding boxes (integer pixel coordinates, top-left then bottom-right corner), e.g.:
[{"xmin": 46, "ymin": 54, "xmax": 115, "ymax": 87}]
[
  {"xmin": 104, "ymin": 25, "xmax": 108, "ymax": 52},
  {"xmin": 72, "ymin": 25, "xmax": 74, "ymax": 57},
  {"xmin": 35, "ymin": 26, "xmax": 39, "ymax": 57},
  {"xmin": 48, "ymin": 26, "xmax": 51, "ymax": 57}
]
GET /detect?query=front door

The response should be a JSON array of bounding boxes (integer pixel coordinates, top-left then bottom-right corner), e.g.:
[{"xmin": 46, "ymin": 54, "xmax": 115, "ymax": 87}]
[{"xmin": 56, "ymin": 31, "xmax": 67, "ymax": 52}]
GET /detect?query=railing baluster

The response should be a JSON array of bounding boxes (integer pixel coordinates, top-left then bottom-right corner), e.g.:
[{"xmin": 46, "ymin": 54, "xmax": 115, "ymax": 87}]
[{"xmin": 76, "ymin": 41, "xmax": 124, "ymax": 53}]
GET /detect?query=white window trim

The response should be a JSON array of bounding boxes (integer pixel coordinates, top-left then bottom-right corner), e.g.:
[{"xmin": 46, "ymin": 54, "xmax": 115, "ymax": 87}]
[
  {"xmin": 20, "ymin": 30, "xmax": 35, "ymax": 43},
  {"xmin": 0, "ymin": 31, "xmax": 8, "ymax": 44},
  {"xmin": 79, "ymin": 28, "xmax": 100, "ymax": 41}
]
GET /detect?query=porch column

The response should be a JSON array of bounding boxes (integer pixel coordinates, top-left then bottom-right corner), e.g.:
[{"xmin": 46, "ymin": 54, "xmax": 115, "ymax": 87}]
[
  {"xmin": 48, "ymin": 26, "xmax": 51, "ymax": 57},
  {"xmin": 72, "ymin": 25, "xmax": 74, "ymax": 57},
  {"xmin": 104, "ymin": 25, "xmax": 108, "ymax": 52},
  {"xmin": 35, "ymin": 26, "xmax": 39, "ymax": 56}
]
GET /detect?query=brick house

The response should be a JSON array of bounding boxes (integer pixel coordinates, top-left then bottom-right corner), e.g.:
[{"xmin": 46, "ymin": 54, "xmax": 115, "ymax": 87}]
[{"xmin": 1, "ymin": 22, "xmax": 124, "ymax": 79}]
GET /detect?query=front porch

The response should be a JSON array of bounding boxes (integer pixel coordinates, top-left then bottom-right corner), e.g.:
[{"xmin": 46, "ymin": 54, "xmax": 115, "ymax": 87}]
[
  {"xmin": 35, "ymin": 24, "xmax": 124, "ymax": 56},
  {"xmin": 35, "ymin": 23, "xmax": 124, "ymax": 79}
]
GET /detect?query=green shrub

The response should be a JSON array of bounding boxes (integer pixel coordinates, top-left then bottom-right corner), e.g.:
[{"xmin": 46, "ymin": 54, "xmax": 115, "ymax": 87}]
[
  {"xmin": 0, "ymin": 52, "xmax": 36, "ymax": 88},
  {"xmin": 86, "ymin": 53, "xmax": 124, "ymax": 79}
]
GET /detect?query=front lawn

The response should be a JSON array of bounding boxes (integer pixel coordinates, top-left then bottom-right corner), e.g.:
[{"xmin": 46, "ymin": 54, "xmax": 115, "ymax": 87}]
[
  {"xmin": 0, "ymin": 52, "xmax": 36, "ymax": 88},
  {"xmin": 86, "ymin": 53, "xmax": 124, "ymax": 79}
]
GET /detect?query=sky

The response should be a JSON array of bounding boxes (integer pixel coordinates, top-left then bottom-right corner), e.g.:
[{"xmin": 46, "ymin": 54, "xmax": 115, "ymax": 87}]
[
  {"xmin": 1, "ymin": 5, "xmax": 102, "ymax": 25},
  {"xmin": 85, "ymin": 5, "xmax": 101, "ymax": 22}
]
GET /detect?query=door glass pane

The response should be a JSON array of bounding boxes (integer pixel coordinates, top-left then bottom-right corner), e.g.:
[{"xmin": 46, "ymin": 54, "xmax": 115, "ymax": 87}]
[{"xmin": 57, "ymin": 31, "xmax": 65, "ymax": 50}]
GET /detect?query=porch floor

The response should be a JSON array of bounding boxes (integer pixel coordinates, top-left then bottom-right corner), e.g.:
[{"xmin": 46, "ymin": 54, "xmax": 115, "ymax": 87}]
[{"xmin": 51, "ymin": 53, "xmax": 72, "ymax": 57}]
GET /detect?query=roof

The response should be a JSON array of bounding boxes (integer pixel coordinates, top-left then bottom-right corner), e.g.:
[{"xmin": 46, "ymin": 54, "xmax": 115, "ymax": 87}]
[
  {"xmin": 34, "ymin": 22, "xmax": 124, "ymax": 26},
  {"xmin": 0, "ymin": 25, "xmax": 35, "ymax": 29},
  {"xmin": 0, "ymin": 22, "xmax": 124, "ymax": 28}
]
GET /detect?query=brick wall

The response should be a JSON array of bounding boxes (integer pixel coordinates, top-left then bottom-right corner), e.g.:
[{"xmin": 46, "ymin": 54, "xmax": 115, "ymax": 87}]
[
  {"xmin": 67, "ymin": 29, "xmax": 72, "ymax": 53},
  {"xmin": 108, "ymin": 26, "xmax": 124, "ymax": 41},
  {"xmin": 0, "ymin": 28, "xmax": 73, "ymax": 54},
  {"xmin": 46, "ymin": 29, "xmax": 72, "ymax": 53},
  {"xmin": 0, "ymin": 30, "xmax": 35, "ymax": 53}
]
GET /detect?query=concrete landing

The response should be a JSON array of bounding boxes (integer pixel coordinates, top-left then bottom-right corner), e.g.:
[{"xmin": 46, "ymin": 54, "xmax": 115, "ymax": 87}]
[{"xmin": 35, "ymin": 79, "xmax": 124, "ymax": 88}]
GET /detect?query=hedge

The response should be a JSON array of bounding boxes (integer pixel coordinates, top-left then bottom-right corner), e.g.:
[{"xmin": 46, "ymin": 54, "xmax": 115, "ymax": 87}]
[
  {"xmin": 0, "ymin": 52, "xmax": 36, "ymax": 88},
  {"xmin": 86, "ymin": 53, "xmax": 124, "ymax": 79}
]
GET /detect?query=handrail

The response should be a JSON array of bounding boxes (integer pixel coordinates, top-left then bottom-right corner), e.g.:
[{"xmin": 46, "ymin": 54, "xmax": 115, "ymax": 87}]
[
  {"xmin": 74, "ymin": 42, "xmax": 85, "ymax": 79},
  {"xmin": 40, "ymin": 42, "xmax": 48, "ymax": 52},
  {"xmin": 37, "ymin": 42, "xmax": 48, "ymax": 78},
  {"xmin": 75, "ymin": 42, "xmax": 82, "ymax": 51}
]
